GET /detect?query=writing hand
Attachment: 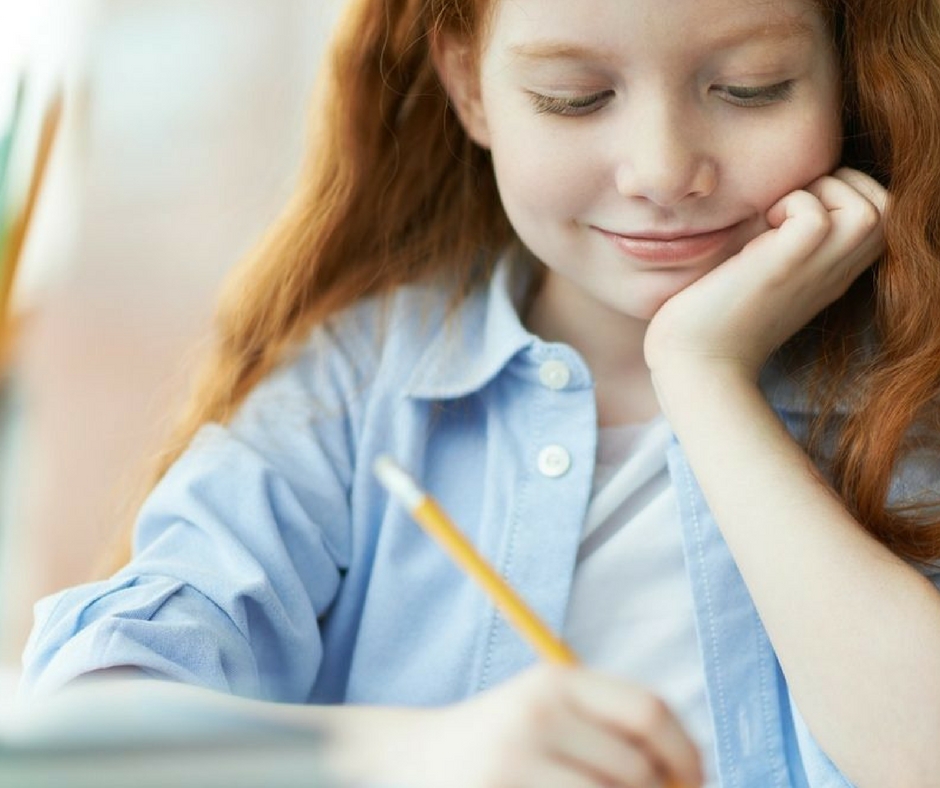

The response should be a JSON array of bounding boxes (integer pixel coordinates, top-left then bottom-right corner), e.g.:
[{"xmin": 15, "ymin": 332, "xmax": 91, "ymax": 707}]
[{"xmin": 324, "ymin": 664, "xmax": 703, "ymax": 788}]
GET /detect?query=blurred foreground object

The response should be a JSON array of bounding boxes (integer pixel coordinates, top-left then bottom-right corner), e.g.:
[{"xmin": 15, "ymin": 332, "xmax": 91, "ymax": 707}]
[{"xmin": 0, "ymin": 678, "xmax": 327, "ymax": 788}]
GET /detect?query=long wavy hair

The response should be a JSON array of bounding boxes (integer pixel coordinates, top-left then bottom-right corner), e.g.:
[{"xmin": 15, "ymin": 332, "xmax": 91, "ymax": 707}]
[{"xmin": 106, "ymin": 0, "xmax": 940, "ymax": 570}]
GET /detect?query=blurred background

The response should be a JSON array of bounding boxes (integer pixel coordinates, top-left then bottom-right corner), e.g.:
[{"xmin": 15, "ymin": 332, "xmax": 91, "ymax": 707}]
[{"xmin": 0, "ymin": 0, "xmax": 346, "ymax": 674}]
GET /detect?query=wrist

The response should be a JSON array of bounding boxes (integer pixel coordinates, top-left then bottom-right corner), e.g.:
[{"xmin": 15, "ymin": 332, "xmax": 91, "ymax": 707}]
[{"xmin": 649, "ymin": 356, "xmax": 761, "ymax": 422}]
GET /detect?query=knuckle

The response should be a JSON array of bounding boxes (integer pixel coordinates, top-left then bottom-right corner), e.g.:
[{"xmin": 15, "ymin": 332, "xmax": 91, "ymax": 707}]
[
  {"xmin": 804, "ymin": 202, "xmax": 832, "ymax": 235},
  {"xmin": 635, "ymin": 693, "xmax": 671, "ymax": 731},
  {"xmin": 521, "ymin": 698, "xmax": 560, "ymax": 743},
  {"xmin": 833, "ymin": 189, "xmax": 881, "ymax": 232},
  {"xmin": 854, "ymin": 199, "xmax": 881, "ymax": 233},
  {"xmin": 513, "ymin": 668, "xmax": 570, "ymax": 733},
  {"xmin": 620, "ymin": 752, "xmax": 661, "ymax": 787}
]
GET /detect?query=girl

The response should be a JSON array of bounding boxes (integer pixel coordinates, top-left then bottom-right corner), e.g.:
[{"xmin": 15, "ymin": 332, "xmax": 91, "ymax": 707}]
[{"xmin": 21, "ymin": 0, "xmax": 940, "ymax": 786}]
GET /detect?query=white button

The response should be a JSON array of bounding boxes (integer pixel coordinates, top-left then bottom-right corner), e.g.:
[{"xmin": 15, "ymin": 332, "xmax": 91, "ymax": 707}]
[
  {"xmin": 537, "ymin": 445, "xmax": 571, "ymax": 478},
  {"xmin": 538, "ymin": 360, "xmax": 571, "ymax": 390}
]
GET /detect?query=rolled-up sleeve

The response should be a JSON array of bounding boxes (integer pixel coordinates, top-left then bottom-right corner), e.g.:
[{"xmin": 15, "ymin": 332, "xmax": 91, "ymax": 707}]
[
  {"xmin": 21, "ymin": 318, "xmax": 372, "ymax": 702},
  {"xmin": 23, "ymin": 423, "xmax": 348, "ymax": 701},
  {"xmin": 23, "ymin": 575, "xmax": 261, "ymax": 696}
]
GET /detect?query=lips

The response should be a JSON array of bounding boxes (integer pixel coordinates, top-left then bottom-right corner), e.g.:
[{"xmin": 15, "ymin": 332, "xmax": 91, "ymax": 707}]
[{"xmin": 596, "ymin": 223, "xmax": 740, "ymax": 265}]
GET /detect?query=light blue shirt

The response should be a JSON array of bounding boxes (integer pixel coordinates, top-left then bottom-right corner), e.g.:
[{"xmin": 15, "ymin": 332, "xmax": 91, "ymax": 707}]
[{"xmin": 22, "ymin": 253, "xmax": 940, "ymax": 787}]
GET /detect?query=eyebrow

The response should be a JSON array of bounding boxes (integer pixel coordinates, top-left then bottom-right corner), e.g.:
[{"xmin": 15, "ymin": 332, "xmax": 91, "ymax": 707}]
[
  {"xmin": 707, "ymin": 15, "xmax": 817, "ymax": 50},
  {"xmin": 508, "ymin": 16, "xmax": 817, "ymax": 62}
]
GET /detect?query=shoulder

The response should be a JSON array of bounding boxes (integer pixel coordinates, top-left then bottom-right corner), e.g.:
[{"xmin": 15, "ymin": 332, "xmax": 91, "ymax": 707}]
[
  {"xmin": 207, "ymin": 250, "xmax": 533, "ymax": 482},
  {"xmin": 211, "ymin": 269, "xmax": 510, "ymax": 475},
  {"xmin": 237, "ymin": 276, "xmax": 463, "ymax": 418},
  {"xmin": 318, "ymin": 275, "xmax": 465, "ymax": 380},
  {"xmin": 249, "ymin": 251, "xmax": 532, "ymax": 415}
]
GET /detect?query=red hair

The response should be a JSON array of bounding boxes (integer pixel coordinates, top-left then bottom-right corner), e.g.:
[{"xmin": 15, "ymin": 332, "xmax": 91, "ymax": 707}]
[
  {"xmin": 106, "ymin": 0, "xmax": 940, "ymax": 569},
  {"xmin": 802, "ymin": 0, "xmax": 940, "ymax": 562}
]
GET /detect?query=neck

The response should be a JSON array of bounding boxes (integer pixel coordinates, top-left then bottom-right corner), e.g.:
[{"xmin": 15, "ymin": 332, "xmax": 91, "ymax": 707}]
[{"xmin": 524, "ymin": 272, "xmax": 661, "ymax": 426}]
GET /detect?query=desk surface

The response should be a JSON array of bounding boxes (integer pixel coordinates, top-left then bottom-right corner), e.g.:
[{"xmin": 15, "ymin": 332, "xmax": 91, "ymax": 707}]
[
  {"xmin": 0, "ymin": 675, "xmax": 330, "ymax": 788},
  {"xmin": 0, "ymin": 664, "xmax": 21, "ymax": 718},
  {"xmin": 0, "ymin": 663, "xmax": 20, "ymax": 692}
]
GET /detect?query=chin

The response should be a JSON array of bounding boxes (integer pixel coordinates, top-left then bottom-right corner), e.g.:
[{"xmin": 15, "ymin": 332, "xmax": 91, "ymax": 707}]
[
  {"xmin": 632, "ymin": 286, "xmax": 692, "ymax": 320},
  {"xmin": 607, "ymin": 297, "xmax": 667, "ymax": 323}
]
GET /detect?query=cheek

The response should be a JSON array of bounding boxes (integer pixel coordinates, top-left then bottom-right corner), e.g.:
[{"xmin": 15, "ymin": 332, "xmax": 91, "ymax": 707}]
[
  {"xmin": 489, "ymin": 129, "xmax": 598, "ymax": 221},
  {"xmin": 737, "ymin": 114, "xmax": 842, "ymax": 211}
]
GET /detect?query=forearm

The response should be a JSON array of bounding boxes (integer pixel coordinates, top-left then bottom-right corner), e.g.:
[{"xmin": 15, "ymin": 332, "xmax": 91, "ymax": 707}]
[{"xmin": 654, "ymin": 364, "xmax": 940, "ymax": 788}]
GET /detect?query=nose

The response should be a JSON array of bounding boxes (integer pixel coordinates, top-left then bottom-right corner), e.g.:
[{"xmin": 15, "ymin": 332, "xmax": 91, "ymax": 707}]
[{"xmin": 614, "ymin": 99, "xmax": 717, "ymax": 207}]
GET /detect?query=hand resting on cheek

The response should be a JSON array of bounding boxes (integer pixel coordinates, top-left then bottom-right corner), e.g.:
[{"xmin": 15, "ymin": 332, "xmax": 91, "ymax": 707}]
[{"xmin": 643, "ymin": 167, "xmax": 887, "ymax": 387}]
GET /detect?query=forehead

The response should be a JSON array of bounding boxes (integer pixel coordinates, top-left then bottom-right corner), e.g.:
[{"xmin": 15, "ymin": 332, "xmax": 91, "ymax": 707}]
[{"xmin": 483, "ymin": 0, "xmax": 829, "ymax": 58}]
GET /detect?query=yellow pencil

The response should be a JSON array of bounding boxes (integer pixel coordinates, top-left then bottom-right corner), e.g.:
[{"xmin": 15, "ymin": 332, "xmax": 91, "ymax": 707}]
[
  {"xmin": 373, "ymin": 454, "xmax": 578, "ymax": 665},
  {"xmin": 374, "ymin": 455, "xmax": 687, "ymax": 788}
]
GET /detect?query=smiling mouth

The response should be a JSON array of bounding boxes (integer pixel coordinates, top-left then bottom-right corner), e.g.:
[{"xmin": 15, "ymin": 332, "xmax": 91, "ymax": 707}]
[{"xmin": 596, "ymin": 223, "xmax": 741, "ymax": 265}]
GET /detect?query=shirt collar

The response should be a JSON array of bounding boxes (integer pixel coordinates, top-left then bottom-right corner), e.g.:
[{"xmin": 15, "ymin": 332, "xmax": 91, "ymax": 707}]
[
  {"xmin": 401, "ymin": 250, "xmax": 845, "ymax": 412},
  {"xmin": 404, "ymin": 252, "xmax": 538, "ymax": 400}
]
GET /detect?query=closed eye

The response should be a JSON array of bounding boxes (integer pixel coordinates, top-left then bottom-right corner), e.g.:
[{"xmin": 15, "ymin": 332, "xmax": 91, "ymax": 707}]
[
  {"xmin": 715, "ymin": 80, "xmax": 796, "ymax": 107},
  {"xmin": 527, "ymin": 90, "xmax": 615, "ymax": 116}
]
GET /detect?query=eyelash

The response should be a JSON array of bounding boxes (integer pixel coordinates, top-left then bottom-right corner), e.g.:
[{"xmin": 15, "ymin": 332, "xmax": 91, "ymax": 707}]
[
  {"xmin": 527, "ymin": 80, "xmax": 796, "ymax": 117},
  {"xmin": 715, "ymin": 80, "xmax": 796, "ymax": 107},
  {"xmin": 527, "ymin": 90, "xmax": 614, "ymax": 117}
]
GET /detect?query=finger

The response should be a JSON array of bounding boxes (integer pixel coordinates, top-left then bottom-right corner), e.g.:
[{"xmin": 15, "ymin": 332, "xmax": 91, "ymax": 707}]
[
  {"xmin": 547, "ymin": 704, "xmax": 670, "ymax": 788},
  {"xmin": 565, "ymin": 671, "xmax": 703, "ymax": 788},
  {"xmin": 805, "ymin": 173, "xmax": 882, "ymax": 231},
  {"xmin": 831, "ymin": 166, "xmax": 889, "ymax": 214},
  {"xmin": 758, "ymin": 189, "xmax": 832, "ymax": 262},
  {"xmin": 802, "ymin": 174, "xmax": 884, "ymax": 282}
]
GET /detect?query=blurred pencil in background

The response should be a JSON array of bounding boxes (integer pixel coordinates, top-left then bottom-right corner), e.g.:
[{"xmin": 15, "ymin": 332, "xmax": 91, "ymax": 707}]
[{"xmin": 0, "ymin": 77, "xmax": 62, "ymax": 367}]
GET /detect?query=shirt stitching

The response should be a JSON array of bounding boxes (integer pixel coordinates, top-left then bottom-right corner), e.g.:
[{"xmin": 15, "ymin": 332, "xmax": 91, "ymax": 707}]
[{"xmin": 681, "ymin": 458, "xmax": 740, "ymax": 788}]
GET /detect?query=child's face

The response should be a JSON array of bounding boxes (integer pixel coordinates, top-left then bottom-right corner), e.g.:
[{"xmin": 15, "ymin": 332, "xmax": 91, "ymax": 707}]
[{"xmin": 452, "ymin": 0, "xmax": 842, "ymax": 323}]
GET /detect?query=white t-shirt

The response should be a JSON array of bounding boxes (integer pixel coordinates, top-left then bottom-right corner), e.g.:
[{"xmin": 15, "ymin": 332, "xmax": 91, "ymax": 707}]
[{"xmin": 562, "ymin": 416, "xmax": 717, "ymax": 787}]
